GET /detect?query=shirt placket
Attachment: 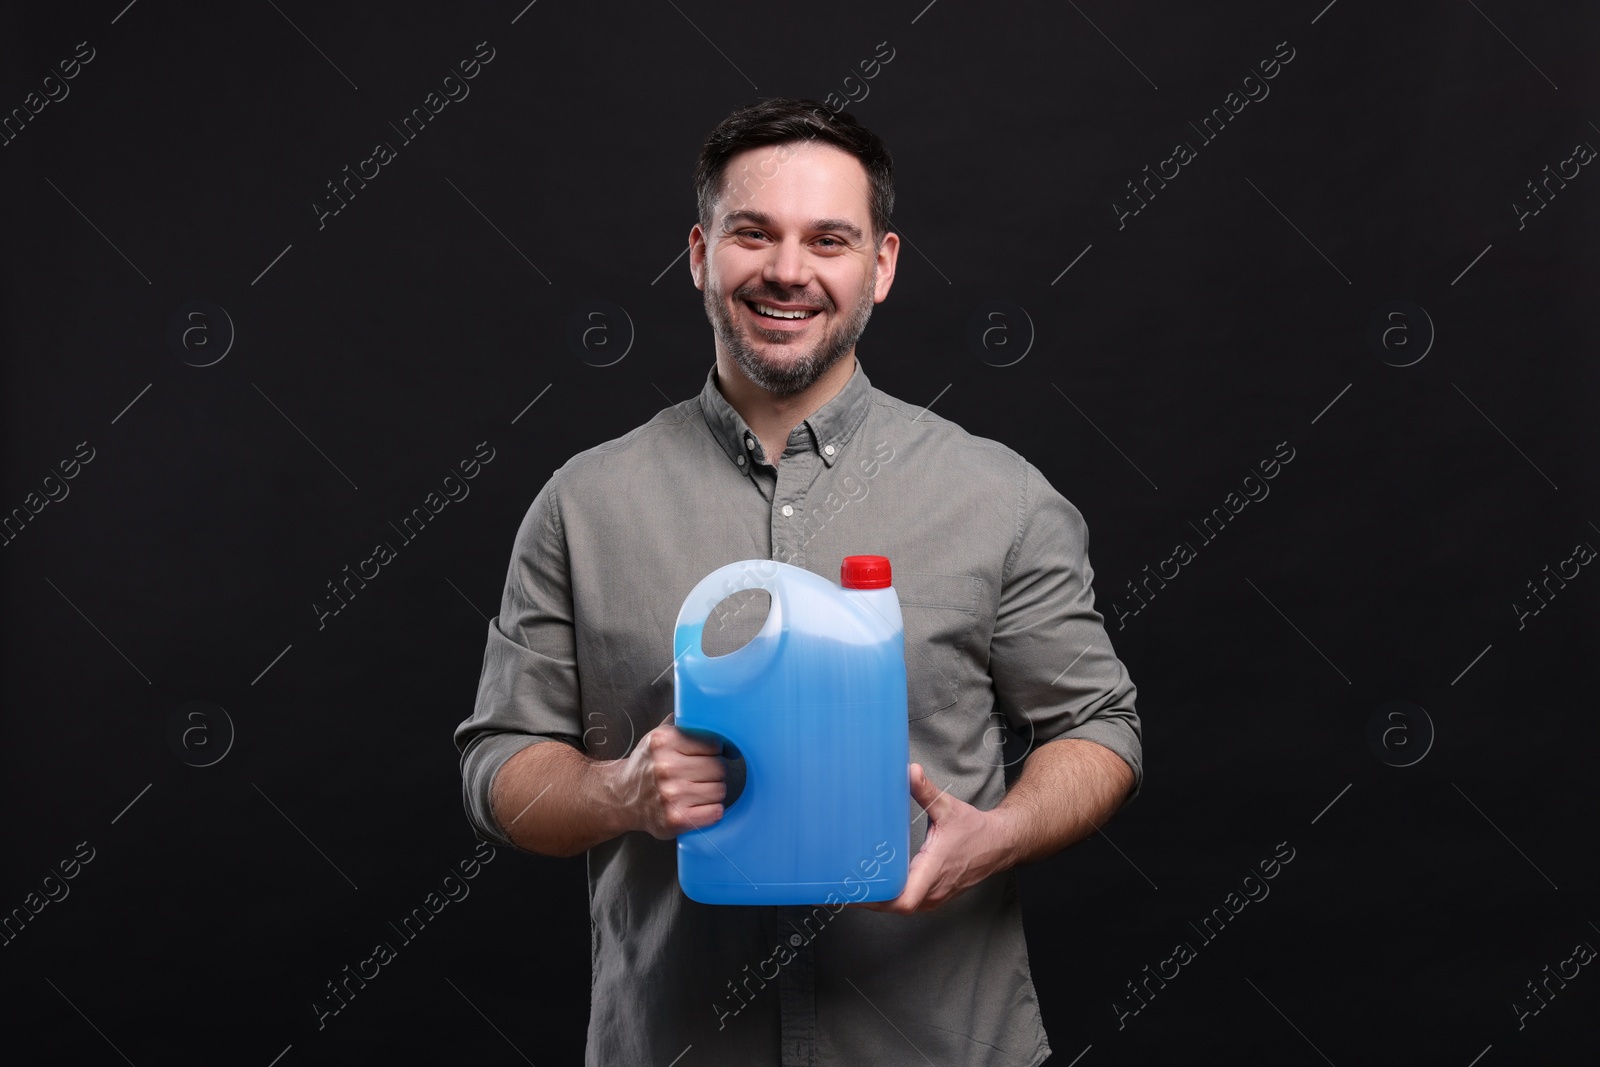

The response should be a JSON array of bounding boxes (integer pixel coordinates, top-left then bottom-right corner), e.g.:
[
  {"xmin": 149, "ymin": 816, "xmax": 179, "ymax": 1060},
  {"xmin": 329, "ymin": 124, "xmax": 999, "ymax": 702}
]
[
  {"xmin": 768, "ymin": 435, "xmax": 821, "ymax": 1065},
  {"xmin": 770, "ymin": 440, "xmax": 818, "ymax": 570},
  {"xmin": 765, "ymin": 904, "xmax": 815, "ymax": 1066},
  {"xmin": 740, "ymin": 431, "xmax": 774, "ymax": 503}
]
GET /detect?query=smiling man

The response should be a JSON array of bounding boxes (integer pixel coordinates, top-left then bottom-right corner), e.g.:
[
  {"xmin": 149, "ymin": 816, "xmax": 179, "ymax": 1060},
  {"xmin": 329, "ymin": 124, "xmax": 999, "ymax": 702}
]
[
  {"xmin": 695, "ymin": 148, "xmax": 883, "ymax": 424},
  {"xmin": 456, "ymin": 99, "xmax": 1142, "ymax": 1066}
]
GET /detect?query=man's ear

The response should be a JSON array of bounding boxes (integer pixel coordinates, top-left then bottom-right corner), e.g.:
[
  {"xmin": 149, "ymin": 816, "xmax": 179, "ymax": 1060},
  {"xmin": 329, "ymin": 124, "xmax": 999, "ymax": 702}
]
[
  {"xmin": 872, "ymin": 231, "xmax": 900, "ymax": 304},
  {"xmin": 688, "ymin": 223, "xmax": 707, "ymax": 291}
]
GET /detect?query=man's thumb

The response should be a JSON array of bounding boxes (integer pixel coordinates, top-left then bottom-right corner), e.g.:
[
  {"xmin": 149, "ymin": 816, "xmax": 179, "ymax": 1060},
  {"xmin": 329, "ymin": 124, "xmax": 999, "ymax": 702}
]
[{"xmin": 909, "ymin": 763, "xmax": 943, "ymax": 813}]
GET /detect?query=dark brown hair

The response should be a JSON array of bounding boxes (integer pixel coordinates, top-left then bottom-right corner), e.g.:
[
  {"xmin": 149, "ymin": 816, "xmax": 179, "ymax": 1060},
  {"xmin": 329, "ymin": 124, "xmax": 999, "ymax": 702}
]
[{"xmin": 693, "ymin": 98, "xmax": 895, "ymax": 246}]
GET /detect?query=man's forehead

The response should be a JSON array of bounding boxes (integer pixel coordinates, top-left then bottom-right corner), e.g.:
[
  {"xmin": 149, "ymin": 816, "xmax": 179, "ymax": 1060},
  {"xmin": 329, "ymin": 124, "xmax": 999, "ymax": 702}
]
[
  {"xmin": 717, "ymin": 141, "xmax": 872, "ymax": 227},
  {"xmin": 722, "ymin": 138, "xmax": 863, "ymax": 174},
  {"xmin": 729, "ymin": 139, "xmax": 807, "ymax": 167}
]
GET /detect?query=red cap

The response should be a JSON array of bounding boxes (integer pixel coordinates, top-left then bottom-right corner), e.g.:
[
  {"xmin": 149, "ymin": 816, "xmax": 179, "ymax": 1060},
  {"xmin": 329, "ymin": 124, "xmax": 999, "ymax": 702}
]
[{"xmin": 841, "ymin": 555, "xmax": 892, "ymax": 589}]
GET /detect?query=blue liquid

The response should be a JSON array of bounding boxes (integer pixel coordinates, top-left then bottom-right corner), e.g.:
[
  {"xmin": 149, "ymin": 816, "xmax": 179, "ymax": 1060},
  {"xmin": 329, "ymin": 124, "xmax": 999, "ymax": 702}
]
[{"xmin": 674, "ymin": 561, "xmax": 910, "ymax": 905}]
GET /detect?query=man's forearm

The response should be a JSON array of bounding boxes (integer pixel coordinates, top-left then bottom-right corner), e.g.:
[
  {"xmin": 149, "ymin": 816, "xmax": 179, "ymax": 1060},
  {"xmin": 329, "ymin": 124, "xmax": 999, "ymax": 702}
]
[
  {"xmin": 990, "ymin": 737, "xmax": 1136, "ymax": 868},
  {"xmin": 490, "ymin": 740, "xmax": 630, "ymax": 857}
]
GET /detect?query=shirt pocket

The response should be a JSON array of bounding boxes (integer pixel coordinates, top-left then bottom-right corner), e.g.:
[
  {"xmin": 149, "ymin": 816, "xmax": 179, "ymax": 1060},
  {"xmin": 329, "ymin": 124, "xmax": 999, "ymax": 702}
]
[{"xmin": 895, "ymin": 572, "xmax": 982, "ymax": 720}]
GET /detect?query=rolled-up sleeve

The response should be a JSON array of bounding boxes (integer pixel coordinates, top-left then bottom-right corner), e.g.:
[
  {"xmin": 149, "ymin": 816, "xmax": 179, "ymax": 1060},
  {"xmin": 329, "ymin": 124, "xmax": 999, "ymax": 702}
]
[
  {"xmin": 454, "ymin": 479, "xmax": 584, "ymax": 844},
  {"xmin": 989, "ymin": 459, "xmax": 1143, "ymax": 799}
]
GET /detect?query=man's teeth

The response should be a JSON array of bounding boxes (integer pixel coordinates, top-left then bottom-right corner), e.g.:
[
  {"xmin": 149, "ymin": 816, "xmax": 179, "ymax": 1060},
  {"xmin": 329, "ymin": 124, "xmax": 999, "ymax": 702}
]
[{"xmin": 751, "ymin": 302, "xmax": 818, "ymax": 320}]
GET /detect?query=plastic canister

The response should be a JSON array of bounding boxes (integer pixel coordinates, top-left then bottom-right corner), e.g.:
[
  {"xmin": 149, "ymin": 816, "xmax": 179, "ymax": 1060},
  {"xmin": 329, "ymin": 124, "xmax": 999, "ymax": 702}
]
[{"xmin": 672, "ymin": 556, "xmax": 910, "ymax": 905}]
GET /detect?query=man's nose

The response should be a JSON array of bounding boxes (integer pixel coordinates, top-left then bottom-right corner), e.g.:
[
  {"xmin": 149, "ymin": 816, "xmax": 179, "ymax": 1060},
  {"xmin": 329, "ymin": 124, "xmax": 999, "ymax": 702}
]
[{"xmin": 762, "ymin": 237, "xmax": 812, "ymax": 289}]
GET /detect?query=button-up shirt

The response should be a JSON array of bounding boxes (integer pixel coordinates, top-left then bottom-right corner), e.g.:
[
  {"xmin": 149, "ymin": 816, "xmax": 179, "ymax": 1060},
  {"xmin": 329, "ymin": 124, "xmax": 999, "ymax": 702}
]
[{"xmin": 456, "ymin": 359, "xmax": 1142, "ymax": 1066}]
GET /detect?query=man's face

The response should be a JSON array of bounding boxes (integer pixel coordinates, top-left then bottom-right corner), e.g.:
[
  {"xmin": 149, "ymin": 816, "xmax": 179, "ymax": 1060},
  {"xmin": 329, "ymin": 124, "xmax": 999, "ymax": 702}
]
[{"xmin": 691, "ymin": 141, "xmax": 898, "ymax": 397}]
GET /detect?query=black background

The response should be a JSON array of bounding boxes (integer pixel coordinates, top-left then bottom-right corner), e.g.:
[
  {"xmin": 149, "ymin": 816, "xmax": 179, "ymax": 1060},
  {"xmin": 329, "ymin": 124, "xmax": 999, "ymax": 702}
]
[{"xmin": 2, "ymin": 1, "xmax": 1597, "ymax": 1064}]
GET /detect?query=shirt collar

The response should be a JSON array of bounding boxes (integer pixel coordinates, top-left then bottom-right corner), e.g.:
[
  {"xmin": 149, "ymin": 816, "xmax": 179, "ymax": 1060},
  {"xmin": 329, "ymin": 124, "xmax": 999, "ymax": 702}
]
[{"xmin": 698, "ymin": 359, "xmax": 875, "ymax": 471}]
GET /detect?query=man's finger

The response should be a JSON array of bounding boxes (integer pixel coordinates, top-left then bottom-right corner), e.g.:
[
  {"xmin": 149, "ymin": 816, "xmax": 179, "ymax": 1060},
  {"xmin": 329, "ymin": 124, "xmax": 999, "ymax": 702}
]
[
  {"xmin": 909, "ymin": 762, "xmax": 947, "ymax": 818},
  {"xmin": 670, "ymin": 802, "xmax": 725, "ymax": 833},
  {"xmin": 677, "ymin": 754, "xmax": 729, "ymax": 782},
  {"xmin": 662, "ymin": 725, "xmax": 724, "ymax": 756},
  {"xmin": 887, "ymin": 851, "xmax": 936, "ymax": 913},
  {"xmin": 853, "ymin": 846, "xmax": 937, "ymax": 913}
]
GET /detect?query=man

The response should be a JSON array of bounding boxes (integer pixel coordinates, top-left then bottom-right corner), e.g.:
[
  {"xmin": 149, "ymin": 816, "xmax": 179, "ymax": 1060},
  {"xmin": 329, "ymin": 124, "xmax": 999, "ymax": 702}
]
[{"xmin": 456, "ymin": 98, "xmax": 1142, "ymax": 1066}]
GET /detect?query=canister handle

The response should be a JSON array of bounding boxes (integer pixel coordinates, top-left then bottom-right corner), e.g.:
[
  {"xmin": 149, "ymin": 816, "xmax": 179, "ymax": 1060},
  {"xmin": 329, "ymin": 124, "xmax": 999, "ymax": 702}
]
[{"xmin": 673, "ymin": 559, "xmax": 788, "ymax": 685}]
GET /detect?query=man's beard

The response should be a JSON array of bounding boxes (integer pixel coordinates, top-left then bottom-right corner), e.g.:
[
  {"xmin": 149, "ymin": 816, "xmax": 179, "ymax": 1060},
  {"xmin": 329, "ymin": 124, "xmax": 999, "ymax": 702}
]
[{"xmin": 706, "ymin": 269, "xmax": 876, "ymax": 397}]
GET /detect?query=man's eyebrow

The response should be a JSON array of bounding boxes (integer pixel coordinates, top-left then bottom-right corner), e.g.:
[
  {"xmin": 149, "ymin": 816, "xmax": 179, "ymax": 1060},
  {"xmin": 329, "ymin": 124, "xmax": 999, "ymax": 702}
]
[{"xmin": 721, "ymin": 210, "xmax": 865, "ymax": 243}]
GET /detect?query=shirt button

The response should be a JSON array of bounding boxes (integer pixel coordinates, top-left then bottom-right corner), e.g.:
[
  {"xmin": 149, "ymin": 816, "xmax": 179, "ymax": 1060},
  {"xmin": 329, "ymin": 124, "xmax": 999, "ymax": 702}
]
[
  {"xmin": 823, "ymin": 444, "xmax": 836, "ymax": 457},
  {"xmin": 781, "ymin": 505, "xmax": 794, "ymax": 517},
  {"xmin": 736, "ymin": 455, "xmax": 745, "ymax": 466},
  {"xmin": 745, "ymin": 436, "xmax": 754, "ymax": 450}
]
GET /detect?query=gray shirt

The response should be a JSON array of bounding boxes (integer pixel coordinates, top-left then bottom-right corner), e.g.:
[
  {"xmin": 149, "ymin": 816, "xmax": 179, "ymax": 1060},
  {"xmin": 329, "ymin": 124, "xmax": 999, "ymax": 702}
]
[{"xmin": 456, "ymin": 359, "xmax": 1142, "ymax": 1066}]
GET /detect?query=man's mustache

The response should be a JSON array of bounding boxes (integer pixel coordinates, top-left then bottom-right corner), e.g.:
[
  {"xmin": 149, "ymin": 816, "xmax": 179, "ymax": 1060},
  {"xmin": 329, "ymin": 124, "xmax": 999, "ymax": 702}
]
[{"xmin": 735, "ymin": 288, "xmax": 833, "ymax": 312}]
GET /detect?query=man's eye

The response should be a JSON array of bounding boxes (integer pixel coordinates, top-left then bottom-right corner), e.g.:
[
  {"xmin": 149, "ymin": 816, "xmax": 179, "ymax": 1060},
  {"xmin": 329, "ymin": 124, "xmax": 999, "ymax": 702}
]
[
  {"xmin": 816, "ymin": 237, "xmax": 841, "ymax": 248},
  {"xmin": 738, "ymin": 229, "xmax": 768, "ymax": 240}
]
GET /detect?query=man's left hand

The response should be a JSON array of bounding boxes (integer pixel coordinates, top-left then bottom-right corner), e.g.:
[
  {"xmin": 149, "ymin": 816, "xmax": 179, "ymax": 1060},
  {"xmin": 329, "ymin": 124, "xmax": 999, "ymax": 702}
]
[{"xmin": 853, "ymin": 763, "xmax": 1014, "ymax": 914}]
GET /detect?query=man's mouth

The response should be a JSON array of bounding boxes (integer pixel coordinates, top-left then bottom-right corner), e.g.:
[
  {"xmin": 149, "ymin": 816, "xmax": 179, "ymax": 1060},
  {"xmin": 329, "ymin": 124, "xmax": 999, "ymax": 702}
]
[{"xmin": 744, "ymin": 300, "xmax": 821, "ymax": 322}]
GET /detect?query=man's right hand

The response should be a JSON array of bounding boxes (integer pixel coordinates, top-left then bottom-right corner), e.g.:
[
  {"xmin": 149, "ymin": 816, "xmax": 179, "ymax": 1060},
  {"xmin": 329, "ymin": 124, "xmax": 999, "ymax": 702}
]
[{"xmin": 610, "ymin": 723, "xmax": 727, "ymax": 840}]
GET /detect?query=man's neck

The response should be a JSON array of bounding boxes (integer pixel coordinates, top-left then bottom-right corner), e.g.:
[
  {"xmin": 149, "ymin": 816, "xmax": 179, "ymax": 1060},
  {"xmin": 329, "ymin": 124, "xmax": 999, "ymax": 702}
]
[{"xmin": 713, "ymin": 352, "xmax": 857, "ymax": 468}]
